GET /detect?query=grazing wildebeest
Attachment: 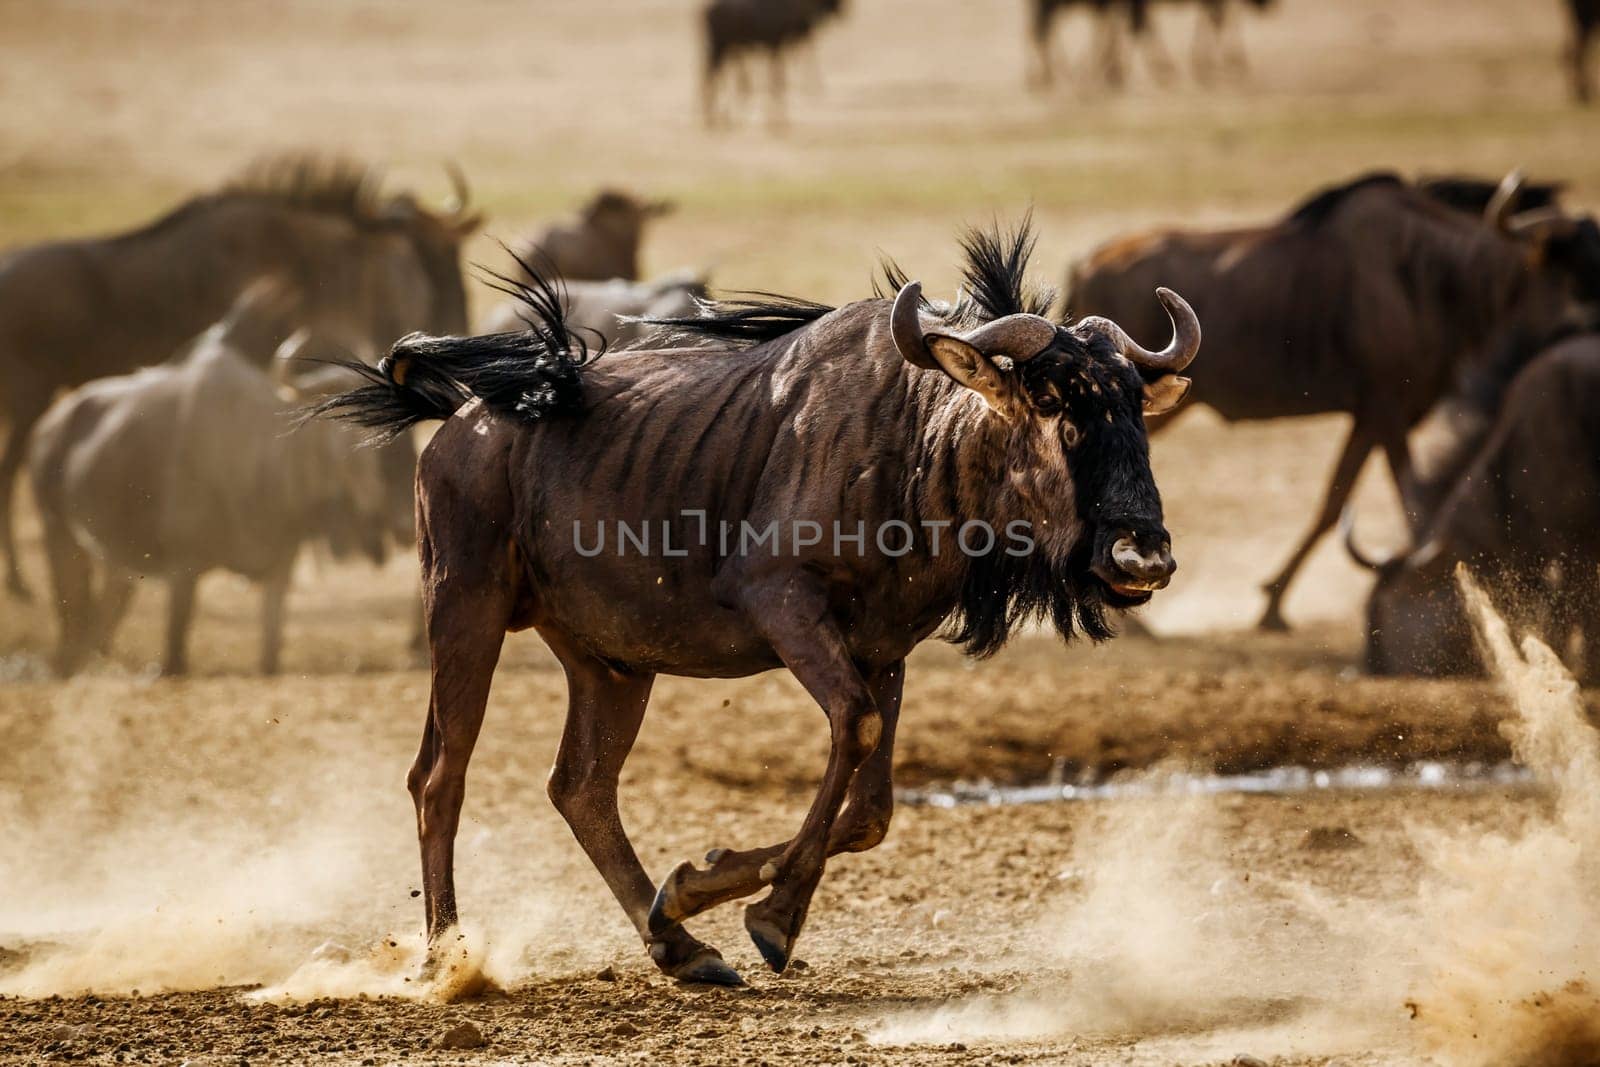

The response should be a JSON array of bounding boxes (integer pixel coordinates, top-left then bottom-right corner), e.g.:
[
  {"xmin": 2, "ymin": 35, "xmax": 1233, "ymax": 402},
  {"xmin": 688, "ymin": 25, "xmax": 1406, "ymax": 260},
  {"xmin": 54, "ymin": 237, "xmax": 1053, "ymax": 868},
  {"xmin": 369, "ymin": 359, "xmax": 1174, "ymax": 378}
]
[
  {"xmin": 1068, "ymin": 171, "xmax": 1600, "ymax": 630},
  {"xmin": 316, "ymin": 223, "xmax": 1199, "ymax": 985},
  {"xmin": 1345, "ymin": 333, "xmax": 1600, "ymax": 680},
  {"xmin": 28, "ymin": 283, "xmax": 391, "ymax": 677},
  {"xmin": 1571, "ymin": 0, "xmax": 1599, "ymax": 103},
  {"xmin": 1029, "ymin": 0, "xmax": 1274, "ymax": 89},
  {"xmin": 478, "ymin": 270, "xmax": 708, "ymax": 346},
  {"xmin": 516, "ymin": 191, "xmax": 673, "ymax": 283},
  {"xmin": 702, "ymin": 0, "xmax": 845, "ymax": 128},
  {"xmin": 0, "ymin": 155, "xmax": 478, "ymax": 599}
]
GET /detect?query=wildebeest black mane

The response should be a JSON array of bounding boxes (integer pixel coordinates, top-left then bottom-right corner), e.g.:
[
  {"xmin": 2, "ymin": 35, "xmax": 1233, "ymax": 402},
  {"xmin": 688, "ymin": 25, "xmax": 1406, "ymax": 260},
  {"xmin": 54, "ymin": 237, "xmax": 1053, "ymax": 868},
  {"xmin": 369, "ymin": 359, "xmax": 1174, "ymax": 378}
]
[
  {"xmin": 953, "ymin": 215, "xmax": 1056, "ymax": 325},
  {"xmin": 306, "ymin": 252, "xmax": 600, "ymax": 442},
  {"xmin": 120, "ymin": 155, "xmax": 393, "ymax": 243},
  {"xmin": 1285, "ymin": 172, "xmax": 1406, "ymax": 228},
  {"xmin": 654, "ymin": 217, "xmax": 1060, "ymax": 352},
  {"xmin": 645, "ymin": 291, "xmax": 838, "ymax": 348}
]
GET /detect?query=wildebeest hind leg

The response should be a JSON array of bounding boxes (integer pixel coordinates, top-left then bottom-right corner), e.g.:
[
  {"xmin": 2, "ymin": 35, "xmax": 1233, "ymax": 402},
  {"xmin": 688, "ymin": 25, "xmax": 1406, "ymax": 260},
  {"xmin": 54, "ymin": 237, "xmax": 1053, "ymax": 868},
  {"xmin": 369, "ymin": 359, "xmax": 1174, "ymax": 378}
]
[
  {"xmin": 162, "ymin": 572, "xmax": 200, "ymax": 677},
  {"xmin": 41, "ymin": 515, "xmax": 95, "ymax": 676},
  {"xmin": 545, "ymin": 637, "xmax": 742, "ymax": 987},
  {"xmin": 0, "ymin": 407, "xmax": 44, "ymax": 600},
  {"xmin": 648, "ymin": 661, "xmax": 905, "ymax": 945},
  {"xmin": 408, "ymin": 550, "xmax": 512, "ymax": 980},
  {"xmin": 91, "ymin": 570, "xmax": 136, "ymax": 657},
  {"xmin": 1258, "ymin": 422, "xmax": 1375, "ymax": 631}
]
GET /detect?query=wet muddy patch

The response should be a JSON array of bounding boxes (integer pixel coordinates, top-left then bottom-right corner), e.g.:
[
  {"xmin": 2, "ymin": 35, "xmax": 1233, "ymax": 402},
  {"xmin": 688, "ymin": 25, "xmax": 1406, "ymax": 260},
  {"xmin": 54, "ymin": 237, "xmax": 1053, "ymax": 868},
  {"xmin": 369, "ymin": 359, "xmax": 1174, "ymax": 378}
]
[{"xmin": 898, "ymin": 759, "xmax": 1536, "ymax": 808}]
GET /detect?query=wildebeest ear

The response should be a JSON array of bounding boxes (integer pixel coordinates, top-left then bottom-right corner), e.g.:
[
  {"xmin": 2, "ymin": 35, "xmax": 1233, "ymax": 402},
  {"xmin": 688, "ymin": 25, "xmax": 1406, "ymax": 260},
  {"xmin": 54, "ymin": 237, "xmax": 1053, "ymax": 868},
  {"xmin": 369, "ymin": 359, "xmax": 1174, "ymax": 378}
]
[
  {"xmin": 926, "ymin": 336, "xmax": 1014, "ymax": 413},
  {"xmin": 1141, "ymin": 374, "xmax": 1191, "ymax": 415}
]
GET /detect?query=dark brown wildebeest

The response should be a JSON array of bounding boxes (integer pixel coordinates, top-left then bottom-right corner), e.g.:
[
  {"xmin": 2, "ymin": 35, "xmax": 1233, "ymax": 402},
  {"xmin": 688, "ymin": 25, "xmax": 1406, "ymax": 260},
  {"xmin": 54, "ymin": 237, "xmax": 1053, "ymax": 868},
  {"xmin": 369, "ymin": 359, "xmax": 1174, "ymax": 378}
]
[
  {"xmin": 1570, "ymin": 0, "xmax": 1599, "ymax": 103},
  {"xmin": 0, "ymin": 155, "xmax": 478, "ymax": 599},
  {"xmin": 1068, "ymin": 171, "xmax": 1600, "ymax": 630},
  {"xmin": 1029, "ymin": 0, "xmax": 1275, "ymax": 89},
  {"xmin": 702, "ymin": 0, "xmax": 845, "ymax": 128},
  {"xmin": 317, "ymin": 224, "xmax": 1199, "ymax": 986},
  {"xmin": 1414, "ymin": 173, "xmax": 1565, "ymax": 217},
  {"xmin": 1345, "ymin": 333, "xmax": 1600, "ymax": 680},
  {"xmin": 28, "ymin": 283, "xmax": 391, "ymax": 677},
  {"xmin": 516, "ymin": 191, "xmax": 674, "ymax": 283},
  {"xmin": 478, "ymin": 270, "xmax": 708, "ymax": 345}
]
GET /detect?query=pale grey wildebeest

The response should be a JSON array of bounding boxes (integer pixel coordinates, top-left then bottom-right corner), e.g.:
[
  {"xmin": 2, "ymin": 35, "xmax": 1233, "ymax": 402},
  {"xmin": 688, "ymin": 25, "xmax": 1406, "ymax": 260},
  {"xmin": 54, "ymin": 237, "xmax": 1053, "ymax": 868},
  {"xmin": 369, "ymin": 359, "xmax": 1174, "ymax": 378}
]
[
  {"xmin": 515, "ymin": 191, "xmax": 673, "ymax": 283},
  {"xmin": 314, "ymin": 221, "xmax": 1199, "ymax": 986},
  {"xmin": 477, "ymin": 269, "xmax": 708, "ymax": 345},
  {"xmin": 28, "ymin": 282, "xmax": 390, "ymax": 677},
  {"xmin": 0, "ymin": 155, "xmax": 479, "ymax": 599},
  {"xmin": 1068, "ymin": 171, "xmax": 1600, "ymax": 630}
]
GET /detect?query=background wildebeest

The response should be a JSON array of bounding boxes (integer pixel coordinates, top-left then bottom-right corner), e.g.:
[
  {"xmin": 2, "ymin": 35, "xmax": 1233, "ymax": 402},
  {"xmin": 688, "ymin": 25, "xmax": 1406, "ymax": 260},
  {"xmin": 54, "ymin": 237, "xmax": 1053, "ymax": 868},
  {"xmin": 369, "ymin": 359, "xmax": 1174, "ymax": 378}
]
[
  {"xmin": 702, "ymin": 0, "xmax": 845, "ymax": 128},
  {"xmin": 0, "ymin": 155, "xmax": 477, "ymax": 600},
  {"xmin": 1571, "ymin": 0, "xmax": 1599, "ymax": 102},
  {"xmin": 1345, "ymin": 332, "xmax": 1600, "ymax": 680},
  {"xmin": 27, "ymin": 283, "xmax": 391, "ymax": 677},
  {"xmin": 478, "ymin": 270, "xmax": 708, "ymax": 346},
  {"xmin": 316, "ymin": 223, "xmax": 1198, "ymax": 986},
  {"xmin": 1029, "ymin": 0, "xmax": 1276, "ymax": 89},
  {"xmin": 1068, "ymin": 171, "xmax": 1600, "ymax": 630},
  {"xmin": 515, "ymin": 191, "xmax": 673, "ymax": 283}
]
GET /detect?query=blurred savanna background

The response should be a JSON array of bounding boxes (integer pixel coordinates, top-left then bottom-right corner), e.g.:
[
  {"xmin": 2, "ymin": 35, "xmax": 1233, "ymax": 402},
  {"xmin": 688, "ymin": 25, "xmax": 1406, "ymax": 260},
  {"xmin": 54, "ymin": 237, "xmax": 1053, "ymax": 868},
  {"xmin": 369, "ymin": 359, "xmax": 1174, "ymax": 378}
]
[{"xmin": 1, "ymin": 0, "xmax": 1594, "ymax": 666}]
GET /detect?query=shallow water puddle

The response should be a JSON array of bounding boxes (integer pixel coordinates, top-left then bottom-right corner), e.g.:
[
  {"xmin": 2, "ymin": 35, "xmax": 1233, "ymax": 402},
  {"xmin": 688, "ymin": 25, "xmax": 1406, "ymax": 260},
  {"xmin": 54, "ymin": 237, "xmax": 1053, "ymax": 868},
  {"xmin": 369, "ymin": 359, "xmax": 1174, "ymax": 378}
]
[{"xmin": 897, "ymin": 760, "xmax": 1535, "ymax": 808}]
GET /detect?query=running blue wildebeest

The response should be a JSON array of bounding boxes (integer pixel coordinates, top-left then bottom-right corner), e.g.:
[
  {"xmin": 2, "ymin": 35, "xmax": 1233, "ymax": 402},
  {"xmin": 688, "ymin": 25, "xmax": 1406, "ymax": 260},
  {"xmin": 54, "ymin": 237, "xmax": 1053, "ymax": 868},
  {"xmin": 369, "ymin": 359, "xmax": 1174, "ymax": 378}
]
[{"xmin": 315, "ymin": 223, "xmax": 1199, "ymax": 986}]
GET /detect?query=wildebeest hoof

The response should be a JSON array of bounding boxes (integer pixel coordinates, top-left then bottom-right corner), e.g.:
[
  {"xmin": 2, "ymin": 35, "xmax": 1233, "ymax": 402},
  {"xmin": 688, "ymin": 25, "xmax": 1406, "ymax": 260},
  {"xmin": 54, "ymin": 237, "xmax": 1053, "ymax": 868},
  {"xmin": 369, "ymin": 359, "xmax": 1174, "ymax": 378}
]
[
  {"xmin": 672, "ymin": 949, "xmax": 745, "ymax": 988},
  {"xmin": 1256, "ymin": 608, "xmax": 1290, "ymax": 633},
  {"xmin": 649, "ymin": 939, "xmax": 744, "ymax": 987},
  {"xmin": 647, "ymin": 860, "xmax": 695, "ymax": 938},
  {"xmin": 704, "ymin": 847, "xmax": 729, "ymax": 864},
  {"xmin": 743, "ymin": 909, "xmax": 793, "ymax": 974}
]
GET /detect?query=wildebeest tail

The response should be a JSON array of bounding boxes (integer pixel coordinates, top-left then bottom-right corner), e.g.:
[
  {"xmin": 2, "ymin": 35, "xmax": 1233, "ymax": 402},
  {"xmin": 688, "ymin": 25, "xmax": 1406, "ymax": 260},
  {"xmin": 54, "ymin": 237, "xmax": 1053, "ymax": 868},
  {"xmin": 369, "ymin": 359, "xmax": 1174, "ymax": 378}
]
[{"xmin": 306, "ymin": 253, "xmax": 602, "ymax": 443}]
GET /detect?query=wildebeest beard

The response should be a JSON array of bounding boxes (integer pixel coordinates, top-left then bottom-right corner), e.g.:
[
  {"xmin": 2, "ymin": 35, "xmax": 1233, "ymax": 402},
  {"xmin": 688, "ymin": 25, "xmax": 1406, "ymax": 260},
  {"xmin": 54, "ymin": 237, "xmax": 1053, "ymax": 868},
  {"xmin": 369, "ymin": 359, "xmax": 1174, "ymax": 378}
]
[{"xmin": 944, "ymin": 527, "xmax": 1113, "ymax": 659}]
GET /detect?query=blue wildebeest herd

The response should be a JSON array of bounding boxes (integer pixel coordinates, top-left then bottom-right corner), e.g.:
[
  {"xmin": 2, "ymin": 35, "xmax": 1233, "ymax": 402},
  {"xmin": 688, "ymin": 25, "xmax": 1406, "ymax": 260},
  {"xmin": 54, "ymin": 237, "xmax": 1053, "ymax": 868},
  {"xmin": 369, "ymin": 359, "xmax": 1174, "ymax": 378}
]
[
  {"xmin": 695, "ymin": 0, "xmax": 1600, "ymax": 122},
  {"xmin": 3, "ymin": 145, "xmax": 1600, "ymax": 985}
]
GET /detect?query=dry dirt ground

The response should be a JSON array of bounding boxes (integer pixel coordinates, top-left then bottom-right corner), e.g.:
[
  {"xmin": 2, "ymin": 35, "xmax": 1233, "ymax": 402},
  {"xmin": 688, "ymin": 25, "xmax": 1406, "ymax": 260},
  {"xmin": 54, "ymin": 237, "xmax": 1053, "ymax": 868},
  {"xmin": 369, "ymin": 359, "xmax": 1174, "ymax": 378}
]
[{"xmin": 4, "ymin": 0, "xmax": 1600, "ymax": 1064}]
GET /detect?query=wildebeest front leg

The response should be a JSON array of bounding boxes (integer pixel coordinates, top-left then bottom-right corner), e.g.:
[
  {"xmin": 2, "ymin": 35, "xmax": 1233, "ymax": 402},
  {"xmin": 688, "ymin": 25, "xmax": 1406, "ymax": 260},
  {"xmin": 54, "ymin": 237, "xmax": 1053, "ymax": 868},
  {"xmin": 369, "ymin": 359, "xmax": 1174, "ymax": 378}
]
[
  {"xmin": 664, "ymin": 577, "xmax": 883, "ymax": 973},
  {"xmin": 1258, "ymin": 421, "xmax": 1376, "ymax": 631},
  {"xmin": 258, "ymin": 561, "xmax": 292, "ymax": 675},
  {"xmin": 545, "ymin": 637, "xmax": 743, "ymax": 986},
  {"xmin": 647, "ymin": 661, "xmax": 904, "ymax": 941}
]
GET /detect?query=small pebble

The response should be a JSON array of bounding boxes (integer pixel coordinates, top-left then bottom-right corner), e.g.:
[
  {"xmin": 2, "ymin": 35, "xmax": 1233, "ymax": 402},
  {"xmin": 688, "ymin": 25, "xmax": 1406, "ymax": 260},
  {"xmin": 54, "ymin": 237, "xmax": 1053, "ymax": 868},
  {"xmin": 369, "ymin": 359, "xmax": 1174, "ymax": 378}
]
[
  {"xmin": 596, "ymin": 965, "xmax": 618, "ymax": 982},
  {"xmin": 435, "ymin": 1021, "xmax": 485, "ymax": 1050}
]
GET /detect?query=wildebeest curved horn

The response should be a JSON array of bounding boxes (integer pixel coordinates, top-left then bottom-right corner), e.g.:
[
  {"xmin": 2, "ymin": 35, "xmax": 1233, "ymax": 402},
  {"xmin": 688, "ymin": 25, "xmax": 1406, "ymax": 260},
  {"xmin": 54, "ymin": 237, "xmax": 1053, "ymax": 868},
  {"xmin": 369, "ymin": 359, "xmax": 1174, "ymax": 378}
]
[
  {"xmin": 1076, "ymin": 287, "xmax": 1201, "ymax": 373},
  {"xmin": 444, "ymin": 162, "xmax": 472, "ymax": 218},
  {"xmin": 1340, "ymin": 506, "xmax": 1397, "ymax": 572},
  {"xmin": 1484, "ymin": 168, "xmax": 1525, "ymax": 233},
  {"xmin": 961, "ymin": 314, "xmax": 1058, "ymax": 363},
  {"xmin": 890, "ymin": 282, "xmax": 942, "ymax": 370},
  {"xmin": 1505, "ymin": 206, "xmax": 1579, "ymax": 239}
]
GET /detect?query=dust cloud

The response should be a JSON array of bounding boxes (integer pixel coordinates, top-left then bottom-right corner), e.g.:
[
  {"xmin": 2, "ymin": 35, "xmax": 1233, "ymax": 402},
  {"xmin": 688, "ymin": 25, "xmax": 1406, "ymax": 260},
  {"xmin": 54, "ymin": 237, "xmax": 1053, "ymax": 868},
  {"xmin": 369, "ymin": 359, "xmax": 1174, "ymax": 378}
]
[
  {"xmin": 874, "ymin": 566, "xmax": 1600, "ymax": 1066},
  {"xmin": 0, "ymin": 675, "xmax": 593, "ymax": 1001}
]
